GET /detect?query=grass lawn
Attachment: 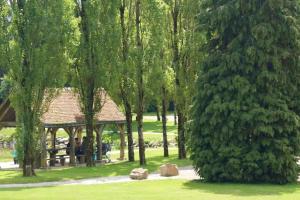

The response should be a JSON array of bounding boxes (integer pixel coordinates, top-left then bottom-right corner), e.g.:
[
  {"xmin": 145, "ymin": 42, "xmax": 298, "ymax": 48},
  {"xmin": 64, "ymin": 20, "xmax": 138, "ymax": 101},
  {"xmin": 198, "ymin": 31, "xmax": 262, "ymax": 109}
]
[
  {"xmin": 1, "ymin": 180, "xmax": 300, "ymax": 200},
  {"xmin": 0, "ymin": 148, "xmax": 191, "ymax": 184},
  {"xmin": 0, "ymin": 149, "xmax": 12, "ymax": 162}
]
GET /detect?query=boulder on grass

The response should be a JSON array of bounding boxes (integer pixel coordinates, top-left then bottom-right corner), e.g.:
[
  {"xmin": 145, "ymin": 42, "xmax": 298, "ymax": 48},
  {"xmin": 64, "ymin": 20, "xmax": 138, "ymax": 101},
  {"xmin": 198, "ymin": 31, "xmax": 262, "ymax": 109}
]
[
  {"xmin": 160, "ymin": 163, "xmax": 179, "ymax": 177},
  {"xmin": 130, "ymin": 168, "xmax": 148, "ymax": 180}
]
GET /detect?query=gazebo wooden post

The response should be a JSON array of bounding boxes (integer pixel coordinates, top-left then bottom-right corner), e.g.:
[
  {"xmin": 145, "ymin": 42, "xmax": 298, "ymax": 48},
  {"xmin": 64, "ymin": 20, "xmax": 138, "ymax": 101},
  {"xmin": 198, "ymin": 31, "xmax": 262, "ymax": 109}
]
[
  {"xmin": 49, "ymin": 128, "xmax": 58, "ymax": 166},
  {"xmin": 94, "ymin": 124, "xmax": 105, "ymax": 162},
  {"xmin": 77, "ymin": 128, "xmax": 83, "ymax": 143},
  {"xmin": 64, "ymin": 127, "xmax": 77, "ymax": 166},
  {"xmin": 117, "ymin": 124, "xmax": 126, "ymax": 161},
  {"xmin": 40, "ymin": 128, "xmax": 50, "ymax": 168}
]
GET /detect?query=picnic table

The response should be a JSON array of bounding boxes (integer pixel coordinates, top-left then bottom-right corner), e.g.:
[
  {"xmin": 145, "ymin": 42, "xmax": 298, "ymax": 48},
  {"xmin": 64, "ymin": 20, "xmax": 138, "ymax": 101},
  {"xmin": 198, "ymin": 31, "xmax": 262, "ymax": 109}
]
[{"xmin": 47, "ymin": 147, "xmax": 69, "ymax": 166}]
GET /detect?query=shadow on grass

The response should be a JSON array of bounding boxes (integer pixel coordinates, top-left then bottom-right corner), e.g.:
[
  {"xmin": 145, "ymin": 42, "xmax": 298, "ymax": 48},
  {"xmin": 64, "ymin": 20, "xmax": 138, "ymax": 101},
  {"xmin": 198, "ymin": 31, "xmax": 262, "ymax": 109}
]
[{"xmin": 183, "ymin": 180, "xmax": 300, "ymax": 197}]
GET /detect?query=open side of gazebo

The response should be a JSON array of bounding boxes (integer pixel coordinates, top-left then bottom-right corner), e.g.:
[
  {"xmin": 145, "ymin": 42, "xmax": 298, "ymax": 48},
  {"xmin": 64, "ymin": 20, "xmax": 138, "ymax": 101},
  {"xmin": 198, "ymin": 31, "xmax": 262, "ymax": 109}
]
[{"xmin": 0, "ymin": 89, "xmax": 126, "ymax": 168}]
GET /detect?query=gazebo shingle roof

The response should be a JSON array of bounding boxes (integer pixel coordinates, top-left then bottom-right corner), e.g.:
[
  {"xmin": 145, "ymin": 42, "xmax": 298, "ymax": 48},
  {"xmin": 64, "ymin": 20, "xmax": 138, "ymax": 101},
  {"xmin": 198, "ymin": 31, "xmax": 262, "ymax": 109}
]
[{"xmin": 0, "ymin": 89, "xmax": 126, "ymax": 128}]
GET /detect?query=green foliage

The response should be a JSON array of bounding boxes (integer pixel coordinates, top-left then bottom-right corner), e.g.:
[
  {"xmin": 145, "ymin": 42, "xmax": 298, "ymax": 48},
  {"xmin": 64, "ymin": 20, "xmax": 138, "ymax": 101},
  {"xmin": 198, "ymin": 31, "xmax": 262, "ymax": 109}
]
[
  {"xmin": 73, "ymin": 0, "xmax": 120, "ymax": 99},
  {"xmin": 0, "ymin": 0, "xmax": 77, "ymax": 175},
  {"xmin": 0, "ymin": 76, "xmax": 12, "ymax": 101},
  {"xmin": 191, "ymin": 0, "xmax": 300, "ymax": 184}
]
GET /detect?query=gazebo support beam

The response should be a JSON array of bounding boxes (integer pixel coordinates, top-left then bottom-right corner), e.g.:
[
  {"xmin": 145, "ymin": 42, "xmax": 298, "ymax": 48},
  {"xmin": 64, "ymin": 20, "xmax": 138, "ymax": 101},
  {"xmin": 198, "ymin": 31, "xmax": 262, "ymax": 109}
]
[
  {"xmin": 117, "ymin": 124, "xmax": 126, "ymax": 161},
  {"xmin": 40, "ymin": 128, "xmax": 50, "ymax": 169},
  {"xmin": 49, "ymin": 128, "xmax": 58, "ymax": 167},
  {"xmin": 95, "ymin": 125, "xmax": 105, "ymax": 162},
  {"xmin": 64, "ymin": 127, "xmax": 79, "ymax": 166},
  {"xmin": 77, "ymin": 128, "xmax": 83, "ymax": 143}
]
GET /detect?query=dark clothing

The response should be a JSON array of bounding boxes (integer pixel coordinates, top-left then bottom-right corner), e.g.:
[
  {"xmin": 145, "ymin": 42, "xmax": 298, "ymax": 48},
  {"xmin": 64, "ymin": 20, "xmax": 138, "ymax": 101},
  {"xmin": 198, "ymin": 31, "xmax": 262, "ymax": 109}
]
[
  {"xmin": 66, "ymin": 143, "xmax": 70, "ymax": 155},
  {"xmin": 102, "ymin": 143, "xmax": 111, "ymax": 155}
]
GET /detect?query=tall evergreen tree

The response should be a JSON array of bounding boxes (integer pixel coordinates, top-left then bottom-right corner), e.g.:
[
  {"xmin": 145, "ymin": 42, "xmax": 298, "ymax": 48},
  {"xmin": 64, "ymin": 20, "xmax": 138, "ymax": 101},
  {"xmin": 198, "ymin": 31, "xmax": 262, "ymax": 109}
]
[
  {"xmin": 0, "ymin": 0, "xmax": 76, "ymax": 176},
  {"xmin": 191, "ymin": 0, "xmax": 300, "ymax": 184}
]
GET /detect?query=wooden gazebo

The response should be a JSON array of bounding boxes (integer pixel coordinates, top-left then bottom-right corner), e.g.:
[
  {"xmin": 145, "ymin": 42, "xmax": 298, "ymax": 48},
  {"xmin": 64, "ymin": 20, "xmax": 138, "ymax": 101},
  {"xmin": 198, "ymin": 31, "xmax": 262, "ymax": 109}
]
[{"xmin": 0, "ymin": 88, "xmax": 126, "ymax": 167}]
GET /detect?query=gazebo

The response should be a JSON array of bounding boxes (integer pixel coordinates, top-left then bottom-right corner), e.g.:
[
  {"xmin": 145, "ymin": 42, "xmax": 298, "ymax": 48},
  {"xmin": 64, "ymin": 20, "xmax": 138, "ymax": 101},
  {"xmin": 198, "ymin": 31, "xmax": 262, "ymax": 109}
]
[{"xmin": 0, "ymin": 88, "xmax": 126, "ymax": 168}]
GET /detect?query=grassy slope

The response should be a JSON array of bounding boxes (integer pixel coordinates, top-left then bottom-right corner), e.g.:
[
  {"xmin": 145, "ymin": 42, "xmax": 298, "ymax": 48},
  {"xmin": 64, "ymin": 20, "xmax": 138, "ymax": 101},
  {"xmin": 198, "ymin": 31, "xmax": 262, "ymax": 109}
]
[
  {"xmin": 0, "ymin": 148, "xmax": 191, "ymax": 184},
  {"xmin": 1, "ymin": 180, "xmax": 300, "ymax": 200}
]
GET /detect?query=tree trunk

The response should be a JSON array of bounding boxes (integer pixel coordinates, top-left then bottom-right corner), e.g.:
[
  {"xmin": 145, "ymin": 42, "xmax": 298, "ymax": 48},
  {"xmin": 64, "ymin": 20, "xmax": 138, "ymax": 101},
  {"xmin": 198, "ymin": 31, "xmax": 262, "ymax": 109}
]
[
  {"xmin": 119, "ymin": 0, "xmax": 135, "ymax": 162},
  {"xmin": 40, "ymin": 128, "xmax": 48, "ymax": 168},
  {"xmin": 162, "ymin": 86, "xmax": 169, "ymax": 157},
  {"xmin": 156, "ymin": 105, "xmax": 161, "ymax": 121},
  {"xmin": 69, "ymin": 132, "xmax": 76, "ymax": 166},
  {"xmin": 95, "ymin": 125, "xmax": 105, "ymax": 162},
  {"xmin": 22, "ymin": 109, "xmax": 36, "ymax": 176},
  {"xmin": 125, "ymin": 101, "xmax": 135, "ymax": 161},
  {"xmin": 85, "ymin": 96, "xmax": 95, "ymax": 167},
  {"xmin": 174, "ymin": 105, "xmax": 177, "ymax": 125},
  {"xmin": 135, "ymin": 0, "xmax": 146, "ymax": 165},
  {"xmin": 172, "ymin": 0, "xmax": 186, "ymax": 159},
  {"xmin": 118, "ymin": 124, "xmax": 126, "ymax": 160},
  {"xmin": 177, "ymin": 110, "xmax": 186, "ymax": 159},
  {"xmin": 64, "ymin": 127, "xmax": 76, "ymax": 166}
]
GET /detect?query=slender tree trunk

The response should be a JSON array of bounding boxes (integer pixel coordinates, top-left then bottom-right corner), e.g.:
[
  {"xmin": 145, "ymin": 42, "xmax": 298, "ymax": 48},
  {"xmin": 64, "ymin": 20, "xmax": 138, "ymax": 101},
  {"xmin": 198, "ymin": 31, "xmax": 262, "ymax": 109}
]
[
  {"xmin": 85, "ymin": 87, "xmax": 95, "ymax": 167},
  {"xmin": 174, "ymin": 105, "xmax": 177, "ymax": 125},
  {"xmin": 22, "ymin": 108, "xmax": 36, "ymax": 176},
  {"xmin": 156, "ymin": 105, "xmax": 161, "ymax": 121},
  {"xmin": 172, "ymin": 0, "xmax": 186, "ymax": 159},
  {"xmin": 162, "ymin": 86, "xmax": 169, "ymax": 157},
  {"xmin": 126, "ymin": 103, "xmax": 135, "ymax": 161},
  {"xmin": 120, "ymin": 0, "xmax": 135, "ymax": 162},
  {"xmin": 118, "ymin": 124, "xmax": 126, "ymax": 160},
  {"xmin": 95, "ymin": 125, "xmax": 104, "ymax": 162},
  {"xmin": 69, "ymin": 132, "xmax": 76, "ymax": 165},
  {"xmin": 40, "ymin": 128, "xmax": 47, "ymax": 168},
  {"xmin": 177, "ymin": 110, "xmax": 186, "ymax": 159},
  {"xmin": 135, "ymin": 0, "xmax": 146, "ymax": 165}
]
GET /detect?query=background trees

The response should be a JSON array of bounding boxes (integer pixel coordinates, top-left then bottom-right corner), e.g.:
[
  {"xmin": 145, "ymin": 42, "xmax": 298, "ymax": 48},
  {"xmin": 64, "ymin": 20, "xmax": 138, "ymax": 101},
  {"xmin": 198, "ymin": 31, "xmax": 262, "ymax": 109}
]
[
  {"xmin": 0, "ymin": 0, "xmax": 76, "ymax": 176},
  {"xmin": 191, "ymin": 0, "xmax": 300, "ymax": 184}
]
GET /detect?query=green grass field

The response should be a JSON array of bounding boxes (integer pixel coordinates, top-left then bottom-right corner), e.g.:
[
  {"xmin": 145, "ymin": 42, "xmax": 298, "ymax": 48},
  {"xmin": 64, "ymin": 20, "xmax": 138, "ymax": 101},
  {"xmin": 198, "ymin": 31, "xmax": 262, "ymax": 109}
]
[
  {"xmin": 0, "ymin": 148, "xmax": 190, "ymax": 184},
  {"xmin": 1, "ymin": 180, "xmax": 300, "ymax": 200},
  {"xmin": 0, "ymin": 149, "xmax": 12, "ymax": 162}
]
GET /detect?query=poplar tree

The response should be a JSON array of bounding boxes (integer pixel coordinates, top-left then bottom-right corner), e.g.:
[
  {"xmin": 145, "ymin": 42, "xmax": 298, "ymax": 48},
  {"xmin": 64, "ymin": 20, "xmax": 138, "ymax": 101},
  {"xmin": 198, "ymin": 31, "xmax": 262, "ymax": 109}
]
[
  {"xmin": 191, "ymin": 0, "xmax": 300, "ymax": 183},
  {"xmin": 0, "ymin": 0, "xmax": 76, "ymax": 176},
  {"xmin": 118, "ymin": 0, "xmax": 135, "ymax": 162},
  {"xmin": 168, "ymin": 0, "xmax": 201, "ymax": 159},
  {"xmin": 74, "ymin": 0, "xmax": 119, "ymax": 167}
]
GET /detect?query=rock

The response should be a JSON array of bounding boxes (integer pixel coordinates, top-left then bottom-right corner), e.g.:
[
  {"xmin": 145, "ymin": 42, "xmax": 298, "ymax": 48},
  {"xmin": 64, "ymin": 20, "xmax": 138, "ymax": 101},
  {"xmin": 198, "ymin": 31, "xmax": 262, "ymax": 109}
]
[
  {"xmin": 160, "ymin": 163, "xmax": 179, "ymax": 177},
  {"xmin": 130, "ymin": 168, "xmax": 149, "ymax": 180}
]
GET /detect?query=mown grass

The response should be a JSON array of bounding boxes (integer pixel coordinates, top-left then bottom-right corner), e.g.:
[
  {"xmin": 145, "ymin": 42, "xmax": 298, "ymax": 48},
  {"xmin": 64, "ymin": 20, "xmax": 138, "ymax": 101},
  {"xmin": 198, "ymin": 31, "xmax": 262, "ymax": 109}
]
[
  {"xmin": 1, "ymin": 180, "xmax": 300, "ymax": 200},
  {"xmin": 0, "ymin": 148, "xmax": 190, "ymax": 184},
  {"xmin": 0, "ymin": 149, "xmax": 12, "ymax": 162}
]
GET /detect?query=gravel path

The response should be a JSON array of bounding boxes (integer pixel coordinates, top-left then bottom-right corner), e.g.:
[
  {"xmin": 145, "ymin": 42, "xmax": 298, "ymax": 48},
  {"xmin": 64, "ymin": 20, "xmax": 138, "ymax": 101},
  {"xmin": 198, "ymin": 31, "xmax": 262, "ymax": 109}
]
[{"xmin": 0, "ymin": 166, "xmax": 199, "ymax": 189}]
